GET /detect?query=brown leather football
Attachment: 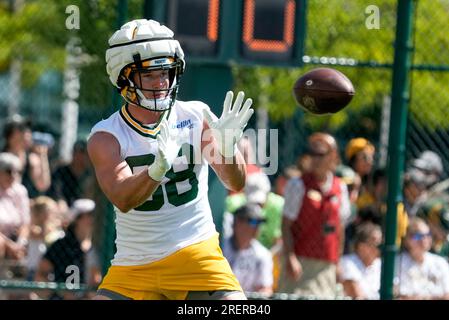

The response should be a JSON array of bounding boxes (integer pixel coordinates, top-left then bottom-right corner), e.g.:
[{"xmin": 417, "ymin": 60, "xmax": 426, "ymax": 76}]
[{"xmin": 293, "ymin": 68, "xmax": 355, "ymax": 114}]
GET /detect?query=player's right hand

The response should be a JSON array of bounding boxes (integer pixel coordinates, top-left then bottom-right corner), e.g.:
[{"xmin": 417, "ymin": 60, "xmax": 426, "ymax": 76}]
[{"xmin": 147, "ymin": 116, "xmax": 185, "ymax": 181}]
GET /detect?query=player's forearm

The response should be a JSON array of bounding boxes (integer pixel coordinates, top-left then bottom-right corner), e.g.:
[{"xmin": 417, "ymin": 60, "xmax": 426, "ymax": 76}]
[
  {"xmin": 107, "ymin": 171, "xmax": 161, "ymax": 213},
  {"xmin": 214, "ymin": 152, "xmax": 246, "ymax": 192}
]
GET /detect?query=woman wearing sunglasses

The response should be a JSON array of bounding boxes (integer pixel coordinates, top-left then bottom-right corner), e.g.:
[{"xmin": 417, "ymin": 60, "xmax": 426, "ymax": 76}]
[{"xmin": 395, "ymin": 217, "xmax": 449, "ymax": 300}]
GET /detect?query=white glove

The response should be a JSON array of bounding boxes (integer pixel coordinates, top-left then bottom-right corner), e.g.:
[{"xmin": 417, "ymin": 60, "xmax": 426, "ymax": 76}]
[
  {"xmin": 203, "ymin": 91, "xmax": 254, "ymax": 158},
  {"xmin": 147, "ymin": 117, "xmax": 185, "ymax": 181}
]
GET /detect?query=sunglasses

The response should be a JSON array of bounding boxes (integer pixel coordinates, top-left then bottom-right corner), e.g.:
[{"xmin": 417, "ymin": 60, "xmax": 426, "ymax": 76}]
[
  {"xmin": 410, "ymin": 232, "xmax": 431, "ymax": 241},
  {"xmin": 241, "ymin": 217, "xmax": 264, "ymax": 227}
]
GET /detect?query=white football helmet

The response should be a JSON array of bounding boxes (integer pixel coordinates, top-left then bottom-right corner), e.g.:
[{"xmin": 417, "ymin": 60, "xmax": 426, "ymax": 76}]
[{"xmin": 106, "ymin": 19, "xmax": 185, "ymax": 112}]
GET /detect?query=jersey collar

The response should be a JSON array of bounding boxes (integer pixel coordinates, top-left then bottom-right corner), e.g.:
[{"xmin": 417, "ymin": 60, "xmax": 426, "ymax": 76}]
[{"xmin": 119, "ymin": 104, "xmax": 171, "ymax": 138}]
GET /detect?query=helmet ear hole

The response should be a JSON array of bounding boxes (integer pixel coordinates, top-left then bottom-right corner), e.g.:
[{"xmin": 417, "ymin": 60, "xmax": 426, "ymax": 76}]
[{"xmin": 116, "ymin": 76, "xmax": 130, "ymax": 90}]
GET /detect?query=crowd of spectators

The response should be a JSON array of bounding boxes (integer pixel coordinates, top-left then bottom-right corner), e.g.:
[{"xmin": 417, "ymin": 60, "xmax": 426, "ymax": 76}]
[
  {"xmin": 0, "ymin": 115, "xmax": 102, "ymax": 299},
  {"xmin": 2, "ymin": 113, "xmax": 449, "ymax": 300}
]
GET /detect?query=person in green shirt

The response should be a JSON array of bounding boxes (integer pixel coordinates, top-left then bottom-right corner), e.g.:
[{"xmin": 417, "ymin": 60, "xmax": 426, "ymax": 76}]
[{"xmin": 224, "ymin": 172, "xmax": 284, "ymax": 249}]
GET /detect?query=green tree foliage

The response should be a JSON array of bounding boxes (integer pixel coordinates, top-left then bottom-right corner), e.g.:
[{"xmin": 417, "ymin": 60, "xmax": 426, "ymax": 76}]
[
  {"xmin": 0, "ymin": 0, "xmax": 144, "ymax": 110},
  {"xmin": 410, "ymin": 0, "xmax": 449, "ymax": 129},
  {"xmin": 0, "ymin": 0, "xmax": 67, "ymax": 86}
]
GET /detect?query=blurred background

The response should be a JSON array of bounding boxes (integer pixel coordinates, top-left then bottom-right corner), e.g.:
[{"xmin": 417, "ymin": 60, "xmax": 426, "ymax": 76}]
[{"xmin": 1, "ymin": 0, "xmax": 449, "ymax": 300}]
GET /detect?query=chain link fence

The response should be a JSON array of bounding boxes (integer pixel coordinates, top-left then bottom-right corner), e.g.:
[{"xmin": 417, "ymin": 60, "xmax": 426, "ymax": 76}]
[{"xmin": 0, "ymin": 0, "xmax": 449, "ymax": 300}]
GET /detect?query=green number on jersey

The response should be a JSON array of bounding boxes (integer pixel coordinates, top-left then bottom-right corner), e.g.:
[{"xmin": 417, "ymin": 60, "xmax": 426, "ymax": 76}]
[
  {"xmin": 164, "ymin": 144, "xmax": 198, "ymax": 207},
  {"xmin": 125, "ymin": 144, "xmax": 198, "ymax": 211}
]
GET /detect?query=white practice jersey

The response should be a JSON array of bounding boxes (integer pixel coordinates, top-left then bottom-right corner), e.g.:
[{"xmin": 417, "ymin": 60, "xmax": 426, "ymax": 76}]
[{"xmin": 89, "ymin": 100, "xmax": 217, "ymax": 266}]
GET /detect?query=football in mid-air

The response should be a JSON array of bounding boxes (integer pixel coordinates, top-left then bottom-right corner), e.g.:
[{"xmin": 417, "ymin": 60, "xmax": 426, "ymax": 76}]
[{"xmin": 293, "ymin": 68, "xmax": 355, "ymax": 115}]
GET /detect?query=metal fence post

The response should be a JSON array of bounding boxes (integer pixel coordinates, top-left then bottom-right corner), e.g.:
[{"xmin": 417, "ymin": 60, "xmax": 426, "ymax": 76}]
[{"xmin": 380, "ymin": 0, "xmax": 415, "ymax": 300}]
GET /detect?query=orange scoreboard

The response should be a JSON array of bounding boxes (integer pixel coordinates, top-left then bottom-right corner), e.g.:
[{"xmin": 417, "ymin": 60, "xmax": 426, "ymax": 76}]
[{"xmin": 163, "ymin": 0, "xmax": 306, "ymax": 67}]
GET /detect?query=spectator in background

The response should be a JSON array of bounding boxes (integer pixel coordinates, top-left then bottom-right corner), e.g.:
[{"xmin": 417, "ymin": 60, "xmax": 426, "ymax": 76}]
[
  {"xmin": 395, "ymin": 217, "xmax": 449, "ymax": 300},
  {"xmin": 34, "ymin": 198, "xmax": 101, "ymax": 299},
  {"xmin": 48, "ymin": 140, "xmax": 92, "ymax": 211},
  {"xmin": 2, "ymin": 115, "xmax": 51, "ymax": 197},
  {"xmin": 407, "ymin": 150, "xmax": 449, "ymax": 255},
  {"xmin": 338, "ymin": 223, "xmax": 382, "ymax": 300},
  {"xmin": 274, "ymin": 154, "xmax": 311, "ymax": 198},
  {"xmin": 223, "ymin": 172, "xmax": 284, "ymax": 292},
  {"xmin": 245, "ymin": 173, "xmax": 284, "ymax": 250},
  {"xmin": 222, "ymin": 204, "xmax": 273, "ymax": 296},
  {"xmin": 274, "ymin": 165, "xmax": 301, "ymax": 197},
  {"xmin": 0, "ymin": 152, "xmax": 29, "ymax": 260},
  {"xmin": 402, "ymin": 151, "xmax": 445, "ymax": 220},
  {"xmin": 336, "ymin": 165, "xmax": 361, "ymax": 221},
  {"xmin": 354, "ymin": 168, "xmax": 408, "ymax": 249},
  {"xmin": 417, "ymin": 195, "xmax": 449, "ymax": 256},
  {"xmin": 224, "ymin": 172, "xmax": 284, "ymax": 249},
  {"xmin": 335, "ymin": 165, "xmax": 362, "ymax": 254},
  {"xmin": 356, "ymin": 168, "xmax": 386, "ymax": 213},
  {"xmin": 296, "ymin": 153, "xmax": 313, "ymax": 175},
  {"xmin": 411, "ymin": 150, "xmax": 444, "ymax": 188},
  {"xmin": 403, "ymin": 168, "xmax": 429, "ymax": 217},
  {"xmin": 345, "ymin": 138, "xmax": 375, "ymax": 195},
  {"xmin": 279, "ymin": 133, "xmax": 351, "ymax": 299},
  {"xmin": 26, "ymin": 196, "xmax": 64, "ymax": 280}
]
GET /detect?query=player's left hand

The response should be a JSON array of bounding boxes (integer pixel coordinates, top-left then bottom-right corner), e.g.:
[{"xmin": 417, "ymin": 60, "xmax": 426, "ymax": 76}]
[
  {"xmin": 203, "ymin": 91, "xmax": 254, "ymax": 158},
  {"xmin": 147, "ymin": 116, "xmax": 187, "ymax": 181}
]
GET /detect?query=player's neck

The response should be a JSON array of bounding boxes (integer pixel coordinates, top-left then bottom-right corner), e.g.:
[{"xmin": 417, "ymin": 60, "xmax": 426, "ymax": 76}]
[{"xmin": 127, "ymin": 103, "xmax": 162, "ymax": 125}]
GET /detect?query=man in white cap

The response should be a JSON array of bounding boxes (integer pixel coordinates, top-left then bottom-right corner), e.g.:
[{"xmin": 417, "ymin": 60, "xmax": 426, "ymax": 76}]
[
  {"xmin": 222, "ymin": 204, "xmax": 273, "ymax": 295},
  {"xmin": 411, "ymin": 150, "xmax": 444, "ymax": 188},
  {"xmin": 224, "ymin": 172, "xmax": 284, "ymax": 250}
]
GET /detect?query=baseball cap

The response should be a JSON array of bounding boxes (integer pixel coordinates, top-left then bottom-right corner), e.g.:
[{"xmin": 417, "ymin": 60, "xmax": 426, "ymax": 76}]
[
  {"xmin": 234, "ymin": 203, "xmax": 266, "ymax": 224},
  {"xmin": 404, "ymin": 168, "xmax": 428, "ymax": 189},
  {"xmin": 69, "ymin": 199, "xmax": 95, "ymax": 221},
  {"xmin": 245, "ymin": 172, "xmax": 271, "ymax": 205},
  {"xmin": 345, "ymin": 138, "xmax": 375, "ymax": 161},
  {"xmin": 412, "ymin": 151, "xmax": 443, "ymax": 176}
]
